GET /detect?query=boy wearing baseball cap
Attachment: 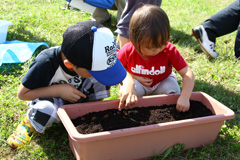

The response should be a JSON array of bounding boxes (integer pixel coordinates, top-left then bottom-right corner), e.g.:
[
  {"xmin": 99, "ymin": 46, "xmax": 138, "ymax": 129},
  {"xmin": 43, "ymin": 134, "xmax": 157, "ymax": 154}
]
[{"xmin": 7, "ymin": 20, "xmax": 126, "ymax": 149}]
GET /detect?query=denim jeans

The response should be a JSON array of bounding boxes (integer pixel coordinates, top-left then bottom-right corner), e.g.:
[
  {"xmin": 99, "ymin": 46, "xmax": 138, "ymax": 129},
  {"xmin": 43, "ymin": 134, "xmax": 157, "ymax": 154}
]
[{"xmin": 202, "ymin": 0, "xmax": 240, "ymax": 58}]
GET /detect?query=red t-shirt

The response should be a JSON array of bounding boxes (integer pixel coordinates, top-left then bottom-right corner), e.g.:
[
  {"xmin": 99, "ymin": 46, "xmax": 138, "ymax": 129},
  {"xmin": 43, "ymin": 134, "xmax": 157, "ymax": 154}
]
[{"xmin": 117, "ymin": 42, "xmax": 188, "ymax": 86}]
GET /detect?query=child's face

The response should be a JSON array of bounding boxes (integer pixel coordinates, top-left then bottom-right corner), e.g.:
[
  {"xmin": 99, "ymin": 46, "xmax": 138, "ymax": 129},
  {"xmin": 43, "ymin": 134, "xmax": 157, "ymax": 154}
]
[
  {"xmin": 140, "ymin": 42, "xmax": 166, "ymax": 57},
  {"xmin": 72, "ymin": 66, "xmax": 92, "ymax": 78}
]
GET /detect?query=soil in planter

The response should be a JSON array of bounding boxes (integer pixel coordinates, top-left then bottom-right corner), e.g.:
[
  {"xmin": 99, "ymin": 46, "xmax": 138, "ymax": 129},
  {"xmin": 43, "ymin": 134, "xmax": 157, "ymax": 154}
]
[{"xmin": 72, "ymin": 100, "xmax": 214, "ymax": 134}]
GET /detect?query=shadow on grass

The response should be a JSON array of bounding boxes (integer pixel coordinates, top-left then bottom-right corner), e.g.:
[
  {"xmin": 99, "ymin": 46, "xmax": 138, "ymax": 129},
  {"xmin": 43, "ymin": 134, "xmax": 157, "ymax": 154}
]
[
  {"xmin": 37, "ymin": 124, "xmax": 75, "ymax": 160},
  {"xmin": 174, "ymin": 129, "xmax": 240, "ymax": 159},
  {"xmin": 0, "ymin": 24, "xmax": 50, "ymax": 77},
  {"xmin": 7, "ymin": 23, "xmax": 55, "ymax": 47},
  {"xmin": 170, "ymin": 27, "xmax": 238, "ymax": 61},
  {"xmin": 0, "ymin": 45, "xmax": 48, "ymax": 89},
  {"xmin": 170, "ymin": 26, "xmax": 204, "ymax": 54},
  {"xmin": 193, "ymin": 79, "xmax": 239, "ymax": 128},
  {"xmin": 157, "ymin": 132, "xmax": 240, "ymax": 160}
]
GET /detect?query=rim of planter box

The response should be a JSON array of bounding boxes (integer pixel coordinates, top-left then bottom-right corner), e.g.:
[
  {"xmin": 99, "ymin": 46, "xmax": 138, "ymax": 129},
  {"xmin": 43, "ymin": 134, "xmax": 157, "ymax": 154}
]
[{"xmin": 57, "ymin": 92, "xmax": 235, "ymax": 142}]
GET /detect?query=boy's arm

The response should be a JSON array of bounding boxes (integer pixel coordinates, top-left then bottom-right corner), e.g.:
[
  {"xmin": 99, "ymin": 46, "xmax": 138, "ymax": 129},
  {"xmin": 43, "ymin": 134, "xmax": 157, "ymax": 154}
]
[
  {"xmin": 176, "ymin": 66, "xmax": 195, "ymax": 112},
  {"xmin": 17, "ymin": 83, "xmax": 86, "ymax": 103},
  {"xmin": 118, "ymin": 72, "xmax": 138, "ymax": 110}
]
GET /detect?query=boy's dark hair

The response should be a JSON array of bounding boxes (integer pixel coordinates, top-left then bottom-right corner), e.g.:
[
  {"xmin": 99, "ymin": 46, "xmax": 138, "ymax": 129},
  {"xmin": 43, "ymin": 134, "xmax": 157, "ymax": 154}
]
[{"xmin": 129, "ymin": 5, "xmax": 170, "ymax": 55}]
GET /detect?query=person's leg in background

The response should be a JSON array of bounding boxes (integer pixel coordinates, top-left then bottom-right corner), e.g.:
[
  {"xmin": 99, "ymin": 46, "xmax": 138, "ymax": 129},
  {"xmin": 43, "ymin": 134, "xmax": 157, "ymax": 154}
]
[
  {"xmin": 202, "ymin": 0, "xmax": 240, "ymax": 41},
  {"xmin": 192, "ymin": 0, "xmax": 240, "ymax": 58},
  {"xmin": 234, "ymin": 23, "xmax": 240, "ymax": 58},
  {"xmin": 92, "ymin": 8, "xmax": 111, "ymax": 23},
  {"xmin": 92, "ymin": 0, "xmax": 126, "ymax": 24},
  {"xmin": 116, "ymin": 0, "xmax": 162, "ymax": 48},
  {"xmin": 114, "ymin": 0, "xmax": 126, "ymax": 22}
]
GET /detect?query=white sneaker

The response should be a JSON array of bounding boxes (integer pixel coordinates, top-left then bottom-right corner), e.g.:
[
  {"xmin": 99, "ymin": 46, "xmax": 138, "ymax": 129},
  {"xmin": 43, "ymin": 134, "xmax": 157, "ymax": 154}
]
[{"xmin": 192, "ymin": 25, "xmax": 218, "ymax": 58}]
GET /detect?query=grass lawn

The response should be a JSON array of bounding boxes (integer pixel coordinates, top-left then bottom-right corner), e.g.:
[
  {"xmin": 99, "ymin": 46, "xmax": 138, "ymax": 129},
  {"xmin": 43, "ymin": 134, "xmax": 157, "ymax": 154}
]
[{"xmin": 0, "ymin": 0, "xmax": 239, "ymax": 159}]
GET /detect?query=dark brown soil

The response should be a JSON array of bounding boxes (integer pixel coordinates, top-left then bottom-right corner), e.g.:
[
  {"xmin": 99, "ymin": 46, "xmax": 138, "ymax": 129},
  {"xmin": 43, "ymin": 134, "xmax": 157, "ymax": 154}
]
[{"xmin": 72, "ymin": 100, "xmax": 214, "ymax": 134}]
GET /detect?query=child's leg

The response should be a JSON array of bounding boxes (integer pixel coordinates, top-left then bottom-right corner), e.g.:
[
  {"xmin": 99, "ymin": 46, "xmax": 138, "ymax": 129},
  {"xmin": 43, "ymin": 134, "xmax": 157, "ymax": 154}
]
[
  {"xmin": 152, "ymin": 73, "xmax": 180, "ymax": 95},
  {"xmin": 7, "ymin": 97, "xmax": 64, "ymax": 148},
  {"xmin": 27, "ymin": 97, "xmax": 64, "ymax": 133},
  {"xmin": 7, "ymin": 117, "xmax": 37, "ymax": 149},
  {"xmin": 133, "ymin": 79, "xmax": 146, "ymax": 97}
]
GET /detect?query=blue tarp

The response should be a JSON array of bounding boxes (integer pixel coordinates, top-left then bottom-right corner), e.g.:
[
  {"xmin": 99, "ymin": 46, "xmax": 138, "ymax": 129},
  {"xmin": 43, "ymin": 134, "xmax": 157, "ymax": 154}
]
[{"xmin": 0, "ymin": 40, "xmax": 49, "ymax": 66}]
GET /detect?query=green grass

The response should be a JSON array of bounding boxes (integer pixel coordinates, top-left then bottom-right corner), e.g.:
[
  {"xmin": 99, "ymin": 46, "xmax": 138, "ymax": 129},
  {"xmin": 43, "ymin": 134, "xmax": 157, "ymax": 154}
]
[{"xmin": 0, "ymin": 0, "xmax": 239, "ymax": 159}]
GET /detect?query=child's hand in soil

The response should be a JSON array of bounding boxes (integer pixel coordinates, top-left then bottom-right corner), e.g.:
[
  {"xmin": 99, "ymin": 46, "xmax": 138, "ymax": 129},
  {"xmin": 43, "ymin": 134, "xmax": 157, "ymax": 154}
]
[
  {"xmin": 118, "ymin": 72, "xmax": 138, "ymax": 110},
  {"xmin": 176, "ymin": 96, "xmax": 190, "ymax": 112},
  {"xmin": 119, "ymin": 86, "xmax": 138, "ymax": 110}
]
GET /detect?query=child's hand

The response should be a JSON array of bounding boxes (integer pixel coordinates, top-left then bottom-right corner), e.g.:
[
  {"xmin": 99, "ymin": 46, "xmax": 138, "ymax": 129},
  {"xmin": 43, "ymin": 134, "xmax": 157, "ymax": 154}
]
[
  {"xmin": 176, "ymin": 66, "xmax": 194, "ymax": 112},
  {"xmin": 176, "ymin": 96, "xmax": 190, "ymax": 112},
  {"xmin": 118, "ymin": 72, "xmax": 138, "ymax": 110},
  {"xmin": 118, "ymin": 84, "xmax": 138, "ymax": 110},
  {"xmin": 59, "ymin": 84, "xmax": 86, "ymax": 103},
  {"xmin": 132, "ymin": 75, "xmax": 153, "ymax": 87}
]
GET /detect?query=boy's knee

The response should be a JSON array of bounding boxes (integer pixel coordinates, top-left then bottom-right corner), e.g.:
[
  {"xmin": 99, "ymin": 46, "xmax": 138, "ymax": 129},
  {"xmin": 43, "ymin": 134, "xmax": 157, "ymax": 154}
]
[
  {"xmin": 30, "ymin": 100, "xmax": 58, "ymax": 115},
  {"xmin": 27, "ymin": 99, "xmax": 60, "ymax": 133}
]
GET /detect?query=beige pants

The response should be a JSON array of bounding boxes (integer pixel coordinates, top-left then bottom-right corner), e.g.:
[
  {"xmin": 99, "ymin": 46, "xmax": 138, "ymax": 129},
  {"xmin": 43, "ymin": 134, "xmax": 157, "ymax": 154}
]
[{"xmin": 92, "ymin": 0, "xmax": 126, "ymax": 23}]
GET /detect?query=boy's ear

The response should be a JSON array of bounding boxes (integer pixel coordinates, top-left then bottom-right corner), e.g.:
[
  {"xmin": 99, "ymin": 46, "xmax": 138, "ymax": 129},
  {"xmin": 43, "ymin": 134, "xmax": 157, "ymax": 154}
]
[{"xmin": 64, "ymin": 60, "xmax": 73, "ymax": 69}]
